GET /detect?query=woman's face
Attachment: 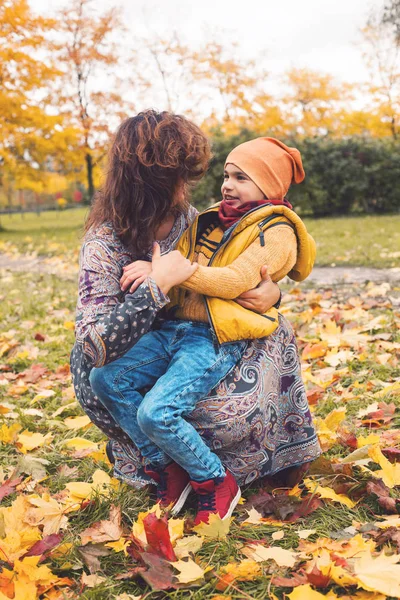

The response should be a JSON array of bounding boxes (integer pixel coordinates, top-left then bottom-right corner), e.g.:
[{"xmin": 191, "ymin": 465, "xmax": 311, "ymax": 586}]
[{"xmin": 221, "ymin": 163, "xmax": 265, "ymax": 207}]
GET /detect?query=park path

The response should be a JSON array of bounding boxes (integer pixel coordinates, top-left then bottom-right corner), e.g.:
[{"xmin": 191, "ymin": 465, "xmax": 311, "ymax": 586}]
[{"xmin": 0, "ymin": 253, "xmax": 399, "ymax": 285}]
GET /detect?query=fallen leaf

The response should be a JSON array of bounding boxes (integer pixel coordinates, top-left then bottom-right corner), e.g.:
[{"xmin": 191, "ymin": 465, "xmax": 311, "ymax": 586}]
[
  {"xmin": 26, "ymin": 494, "xmax": 69, "ymax": 535},
  {"xmin": 217, "ymin": 559, "xmax": 262, "ymax": 589},
  {"xmin": 80, "ymin": 505, "xmax": 123, "ymax": 545},
  {"xmin": 271, "ymin": 572, "xmax": 308, "ymax": 587},
  {"xmin": 0, "ymin": 475, "xmax": 23, "ymax": 501},
  {"xmin": 174, "ymin": 535, "xmax": 203, "ymax": 559},
  {"xmin": 366, "ymin": 479, "xmax": 399, "ymax": 513},
  {"xmin": 81, "ymin": 573, "xmax": 107, "ymax": 588},
  {"xmin": 140, "ymin": 552, "xmax": 176, "ymax": 591},
  {"xmin": 303, "ymin": 478, "xmax": 356, "ymax": 508},
  {"xmin": 78, "ymin": 544, "xmax": 111, "ymax": 573},
  {"xmin": 365, "ymin": 445, "xmax": 400, "ymax": 488},
  {"xmin": 143, "ymin": 512, "xmax": 176, "ymax": 561},
  {"xmin": 242, "ymin": 544, "xmax": 297, "ymax": 567},
  {"xmin": 353, "ymin": 551, "xmax": 400, "ymax": 596},
  {"xmin": 64, "ymin": 415, "xmax": 92, "ymax": 430},
  {"xmin": 16, "ymin": 430, "xmax": 53, "ymax": 453},
  {"xmin": 0, "ymin": 422, "xmax": 22, "ymax": 444},
  {"xmin": 24, "ymin": 533, "xmax": 63, "ymax": 558},
  {"xmin": 192, "ymin": 513, "xmax": 232, "ymax": 539},
  {"xmin": 288, "ymin": 583, "xmax": 338, "ymax": 599},
  {"xmin": 171, "ymin": 558, "xmax": 205, "ymax": 584},
  {"xmin": 297, "ymin": 529, "xmax": 317, "ymax": 539}
]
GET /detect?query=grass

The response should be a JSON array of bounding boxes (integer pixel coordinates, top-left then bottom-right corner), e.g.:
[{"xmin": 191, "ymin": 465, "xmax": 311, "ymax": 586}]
[{"xmin": 0, "ymin": 208, "xmax": 400, "ymax": 268}]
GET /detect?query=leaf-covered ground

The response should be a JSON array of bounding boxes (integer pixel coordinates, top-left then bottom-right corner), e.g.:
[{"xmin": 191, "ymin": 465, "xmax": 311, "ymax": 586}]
[{"xmin": 0, "ymin": 263, "xmax": 400, "ymax": 599}]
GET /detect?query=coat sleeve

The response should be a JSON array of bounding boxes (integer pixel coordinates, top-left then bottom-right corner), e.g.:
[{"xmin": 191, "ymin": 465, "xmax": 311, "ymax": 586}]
[
  {"xmin": 180, "ymin": 225, "xmax": 297, "ymax": 299},
  {"xmin": 74, "ymin": 239, "xmax": 169, "ymax": 368}
]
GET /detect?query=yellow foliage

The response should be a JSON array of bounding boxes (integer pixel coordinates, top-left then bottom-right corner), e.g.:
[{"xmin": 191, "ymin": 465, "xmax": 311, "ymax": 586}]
[
  {"xmin": 303, "ymin": 478, "xmax": 356, "ymax": 508},
  {"xmin": 192, "ymin": 513, "xmax": 232, "ymax": 540}
]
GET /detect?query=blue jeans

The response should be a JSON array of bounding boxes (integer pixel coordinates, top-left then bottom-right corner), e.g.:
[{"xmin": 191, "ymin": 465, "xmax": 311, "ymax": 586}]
[{"xmin": 89, "ymin": 321, "xmax": 245, "ymax": 481}]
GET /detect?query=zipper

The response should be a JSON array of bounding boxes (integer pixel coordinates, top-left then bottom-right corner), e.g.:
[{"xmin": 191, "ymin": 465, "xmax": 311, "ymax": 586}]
[
  {"xmin": 204, "ymin": 297, "xmax": 220, "ymax": 350},
  {"xmin": 196, "ymin": 205, "xmax": 282, "ymax": 343},
  {"xmin": 257, "ymin": 215, "xmax": 283, "ymax": 246}
]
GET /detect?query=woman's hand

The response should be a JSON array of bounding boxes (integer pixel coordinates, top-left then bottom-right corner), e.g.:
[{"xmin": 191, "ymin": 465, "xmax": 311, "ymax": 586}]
[
  {"xmin": 151, "ymin": 242, "xmax": 198, "ymax": 295},
  {"xmin": 235, "ymin": 266, "xmax": 281, "ymax": 313},
  {"xmin": 121, "ymin": 261, "xmax": 153, "ymax": 293}
]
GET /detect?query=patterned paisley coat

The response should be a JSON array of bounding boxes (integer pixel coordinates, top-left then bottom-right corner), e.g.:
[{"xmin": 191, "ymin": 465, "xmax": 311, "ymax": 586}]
[{"xmin": 70, "ymin": 206, "xmax": 320, "ymax": 487}]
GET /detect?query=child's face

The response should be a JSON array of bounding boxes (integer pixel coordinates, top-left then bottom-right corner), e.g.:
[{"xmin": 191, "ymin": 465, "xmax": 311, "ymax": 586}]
[{"xmin": 221, "ymin": 164, "xmax": 265, "ymax": 206}]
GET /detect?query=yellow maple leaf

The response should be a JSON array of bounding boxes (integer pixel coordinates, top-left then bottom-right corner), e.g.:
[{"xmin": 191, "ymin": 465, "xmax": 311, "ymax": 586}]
[
  {"xmin": 0, "ymin": 422, "xmax": 21, "ymax": 444},
  {"xmin": 14, "ymin": 555, "xmax": 58, "ymax": 584},
  {"xmin": 367, "ymin": 445, "xmax": 400, "ymax": 488},
  {"xmin": 376, "ymin": 515, "xmax": 400, "ymax": 529},
  {"xmin": 17, "ymin": 430, "xmax": 53, "ymax": 453},
  {"xmin": 63, "ymin": 437, "xmax": 99, "ymax": 451},
  {"xmin": 357, "ymin": 433, "xmax": 381, "ymax": 448},
  {"xmin": 374, "ymin": 380, "xmax": 400, "ymax": 397},
  {"xmin": 350, "ymin": 592, "xmax": 387, "ymax": 600},
  {"xmin": 32, "ymin": 389, "xmax": 56, "ymax": 403},
  {"xmin": 168, "ymin": 518, "xmax": 185, "ymax": 545},
  {"xmin": 354, "ymin": 551, "xmax": 400, "ymax": 597},
  {"xmin": 105, "ymin": 537, "xmax": 129, "ymax": 555},
  {"xmin": 63, "ymin": 321, "xmax": 75, "ymax": 331},
  {"xmin": 288, "ymin": 584, "xmax": 338, "ymax": 600},
  {"xmin": 171, "ymin": 558, "xmax": 205, "ymax": 584},
  {"xmin": 64, "ymin": 415, "xmax": 92, "ymax": 430},
  {"xmin": 64, "ymin": 469, "xmax": 114, "ymax": 506},
  {"xmin": 242, "ymin": 544, "xmax": 297, "ymax": 567},
  {"xmin": 0, "ymin": 496, "xmax": 41, "ymax": 562},
  {"xmin": 303, "ymin": 478, "xmax": 356, "ymax": 508},
  {"xmin": 174, "ymin": 535, "xmax": 204, "ymax": 559},
  {"xmin": 25, "ymin": 493, "xmax": 69, "ymax": 535},
  {"xmin": 314, "ymin": 407, "xmax": 346, "ymax": 451},
  {"xmin": 307, "ymin": 549, "xmax": 358, "ymax": 586},
  {"xmin": 192, "ymin": 513, "xmax": 232, "ymax": 539},
  {"xmin": 220, "ymin": 558, "xmax": 262, "ymax": 581}
]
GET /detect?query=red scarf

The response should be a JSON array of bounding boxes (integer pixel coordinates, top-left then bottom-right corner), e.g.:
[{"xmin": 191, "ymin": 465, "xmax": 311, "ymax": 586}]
[{"xmin": 218, "ymin": 198, "xmax": 293, "ymax": 230}]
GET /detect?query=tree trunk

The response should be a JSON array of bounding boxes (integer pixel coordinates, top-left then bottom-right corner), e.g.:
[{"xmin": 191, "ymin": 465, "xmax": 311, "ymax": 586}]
[{"xmin": 85, "ymin": 152, "xmax": 95, "ymax": 202}]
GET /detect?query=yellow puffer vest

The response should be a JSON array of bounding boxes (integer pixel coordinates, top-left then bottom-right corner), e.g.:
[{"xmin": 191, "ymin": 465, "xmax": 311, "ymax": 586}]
[{"xmin": 168, "ymin": 203, "xmax": 316, "ymax": 344}]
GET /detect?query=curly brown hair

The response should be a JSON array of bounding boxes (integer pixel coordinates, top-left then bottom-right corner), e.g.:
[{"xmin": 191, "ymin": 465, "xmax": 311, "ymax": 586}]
[{"xmin": 85, "ymin": 110, "xmax": 211, "ymax": 256}]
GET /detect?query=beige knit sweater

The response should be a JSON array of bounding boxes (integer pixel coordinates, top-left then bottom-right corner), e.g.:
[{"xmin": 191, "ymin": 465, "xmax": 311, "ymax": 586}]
[{"xmin": 175, "ymin": 224, "xmax": 297, "ymax": 323}]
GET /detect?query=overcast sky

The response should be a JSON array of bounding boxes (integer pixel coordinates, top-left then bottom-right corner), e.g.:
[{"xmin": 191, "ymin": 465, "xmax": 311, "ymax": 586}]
[{"xmin": 31, "ymin": 0, "xmax": 385, "ymax": 85}]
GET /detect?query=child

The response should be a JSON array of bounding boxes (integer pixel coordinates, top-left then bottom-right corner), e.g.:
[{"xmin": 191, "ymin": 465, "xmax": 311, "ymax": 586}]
[{"xmin": 90, "ymin": 137, "xmax": 316, "ymax": 525}]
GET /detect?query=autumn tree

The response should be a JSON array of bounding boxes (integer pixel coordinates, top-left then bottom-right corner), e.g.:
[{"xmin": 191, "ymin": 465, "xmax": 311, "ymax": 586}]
[
  {"xmin": 0, "ymin": 0, "xmax": 67, "ymax": 194},
  {"xmin": 131, "ymin": 32, "xmax": 196, "ymax": 114},
  {"xmin": 190, "ymin": 36, "xmax": 268, "ymax": 134},
  {"xmin": 282, "ymin": 68, "xmax": 353, "ymax": 137},
  {"xmin": 361, "ymin": 11, "xmax": 400, "ymax": 139},
  {"xmin": 55, "ymin": 0, "xmax": 133, "ymax": 201}
]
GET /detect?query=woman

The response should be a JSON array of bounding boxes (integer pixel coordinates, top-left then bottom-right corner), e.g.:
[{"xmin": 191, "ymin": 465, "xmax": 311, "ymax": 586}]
[{"xmin": 70, "ymin": 110, "xmax": 320, "ymax": 490}]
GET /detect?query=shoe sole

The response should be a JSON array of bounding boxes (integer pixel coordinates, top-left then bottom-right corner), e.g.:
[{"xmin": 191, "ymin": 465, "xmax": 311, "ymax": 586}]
[
  {"xmin": 222, "ymin": 486, "xmax": 242, "ymax": 520},
  {"xmin": 170, "ymin": 482, "xmax": 192, "ymax": 516}
]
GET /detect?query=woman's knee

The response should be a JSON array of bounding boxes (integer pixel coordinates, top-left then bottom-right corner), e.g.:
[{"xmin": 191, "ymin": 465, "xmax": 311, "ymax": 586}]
[
  {"xmin": 89, "ymin": 365, "xmax": 114, "ymax": 398},
  {"xmin": 137, "ymin": 402, "xmax": 163, "ymax": 436}
]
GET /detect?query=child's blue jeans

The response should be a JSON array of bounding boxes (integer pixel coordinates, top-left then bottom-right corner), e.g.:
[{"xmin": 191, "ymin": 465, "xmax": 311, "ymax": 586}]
[{"xmin": 89, "ymin": 321, "xmax": 246, "ymax": 482}]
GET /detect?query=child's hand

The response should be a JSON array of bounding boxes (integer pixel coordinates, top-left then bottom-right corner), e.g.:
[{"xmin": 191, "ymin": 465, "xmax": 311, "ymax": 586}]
[
  {"xmin": 235, "ymin": 266, "xmax": 280, "ymax": 313},
  {"xmin": 121, "ymin": 260, "xmax": 152, "ymax": 293},
  {"xmin": 151, "ymin": 242, "xmax": 198, "ymax": 295}
]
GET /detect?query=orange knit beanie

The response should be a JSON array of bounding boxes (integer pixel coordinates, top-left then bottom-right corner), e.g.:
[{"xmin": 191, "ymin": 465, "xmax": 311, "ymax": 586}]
[{"xmin": 225, "ymin": 137, "xmax": 305, "ymax": 199}]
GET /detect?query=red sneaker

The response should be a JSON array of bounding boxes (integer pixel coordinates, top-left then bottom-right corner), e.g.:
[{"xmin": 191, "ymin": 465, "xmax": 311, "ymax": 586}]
[
  {"xmin": 144, "ymin": 462, "xmax": 191, "ymax": 516},
  {"xmin": 191, "ymin": 470, "xmax": 241, "ymax": 525}
]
